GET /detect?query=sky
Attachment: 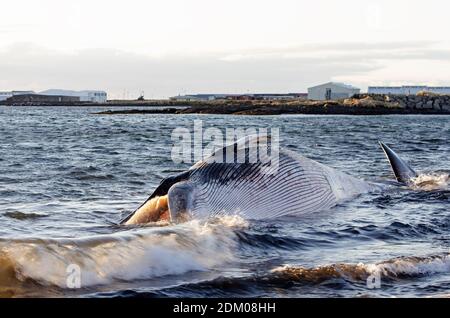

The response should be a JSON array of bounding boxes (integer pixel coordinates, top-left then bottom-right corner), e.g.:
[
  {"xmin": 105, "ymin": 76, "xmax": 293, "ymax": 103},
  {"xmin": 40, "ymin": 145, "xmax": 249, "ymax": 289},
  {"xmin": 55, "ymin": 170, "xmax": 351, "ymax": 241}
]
[{"xmin": 1, "ymin": 0, "xmax": 450, "ymax": 99}]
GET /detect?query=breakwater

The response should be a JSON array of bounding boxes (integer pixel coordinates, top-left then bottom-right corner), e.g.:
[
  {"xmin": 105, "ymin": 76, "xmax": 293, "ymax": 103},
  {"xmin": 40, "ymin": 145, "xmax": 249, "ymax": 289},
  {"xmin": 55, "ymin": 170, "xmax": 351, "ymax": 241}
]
[
  {"xmin": 177, "ymin": 94, "xmax": 450, "ymax": 115},
  {"xmin": 355, "ymin": 94, "xmax": 450, "ymax": 112},
  {"xmin": 4, "ymin": 94, "xmax": 450, "ymax": 115},
  {"xmin": 94, "ymin": 94, "xmax": 450, "ymax": 115}
]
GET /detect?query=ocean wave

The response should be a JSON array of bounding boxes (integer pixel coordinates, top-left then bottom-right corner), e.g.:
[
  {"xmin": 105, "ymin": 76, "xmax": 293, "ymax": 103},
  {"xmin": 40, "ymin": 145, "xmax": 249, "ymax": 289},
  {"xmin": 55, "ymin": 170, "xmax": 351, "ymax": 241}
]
[
  {"xmin": 101, "ymin": 253, "xmax": 450, "ymax": 298},
  {"xmin": 0, "ymin": 216, "xmax": 246, "ymax": 289},
  {"xmin": 272, "ymin": 253, "xmax": 450, "ymax": 282}
]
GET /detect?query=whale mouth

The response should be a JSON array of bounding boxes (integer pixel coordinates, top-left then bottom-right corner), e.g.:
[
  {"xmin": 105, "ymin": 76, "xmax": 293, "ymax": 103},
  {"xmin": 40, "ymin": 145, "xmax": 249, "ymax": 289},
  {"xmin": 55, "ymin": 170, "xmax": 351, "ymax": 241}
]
[{"xmin": 125, "ymin": 195, "xmax": 170, "ymax": 225}]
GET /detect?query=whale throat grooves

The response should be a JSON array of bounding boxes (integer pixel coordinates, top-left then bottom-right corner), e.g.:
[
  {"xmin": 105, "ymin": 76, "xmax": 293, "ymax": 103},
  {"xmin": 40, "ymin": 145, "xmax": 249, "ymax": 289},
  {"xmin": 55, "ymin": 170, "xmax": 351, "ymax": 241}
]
[{"xmin": 124, "ymin": 136, "xmax": 373, "ymax": 224}]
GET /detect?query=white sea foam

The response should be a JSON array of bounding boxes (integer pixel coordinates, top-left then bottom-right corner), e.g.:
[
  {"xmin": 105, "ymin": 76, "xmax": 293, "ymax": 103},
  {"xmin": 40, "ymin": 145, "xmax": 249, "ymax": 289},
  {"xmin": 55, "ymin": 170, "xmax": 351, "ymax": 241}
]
[
  {"xmin": 365, "ymin": 255, "xmax": 450, "ymax": 277},
  {"xmin": 0, "ymin": 217, "xmax": 245, "ymax": 289},
  {"xmin": 212, "ymin": 215, "xmax": 249, "ymax": 228},
  {"xmin": 411, "ymin": 173, "xmax": 449, "ymax": 191}
]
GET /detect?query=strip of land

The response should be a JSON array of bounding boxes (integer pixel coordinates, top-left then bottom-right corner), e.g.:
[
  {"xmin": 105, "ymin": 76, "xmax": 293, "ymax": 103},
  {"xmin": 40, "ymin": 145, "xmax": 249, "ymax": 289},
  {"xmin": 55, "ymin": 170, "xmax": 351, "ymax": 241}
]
[
  {"xmin": 93, "ymin": 94, "xmax": 450, "ymax": 115},
  {"xmin": 3, "ymin": 93, "xmax": 450, "ymax": 115}
]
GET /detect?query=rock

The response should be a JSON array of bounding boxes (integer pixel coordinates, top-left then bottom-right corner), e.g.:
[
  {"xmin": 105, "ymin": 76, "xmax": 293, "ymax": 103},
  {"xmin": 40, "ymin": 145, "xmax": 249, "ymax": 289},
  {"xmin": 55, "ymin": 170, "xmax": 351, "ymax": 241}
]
[
  {"xmin": 397, "ymin": 101, "xmax": 407, "ymax": 108},
  {"xmin": 423, "ymin": 100, "xmax": 434, "ymax": 109},
  {"xmin": 442, "ymin": 104, "xmax": 450, "ymax": 112},
  {"xmin": 416, "ymin": 102, "xmax": 423, "ymax": 109},
  {"xmin": 433, "ymin": 100, "xmax": 441, "ymax": 110},
  {"xmin": 417, "ymin": 91, "xmax": 440, "ymax": 97}
]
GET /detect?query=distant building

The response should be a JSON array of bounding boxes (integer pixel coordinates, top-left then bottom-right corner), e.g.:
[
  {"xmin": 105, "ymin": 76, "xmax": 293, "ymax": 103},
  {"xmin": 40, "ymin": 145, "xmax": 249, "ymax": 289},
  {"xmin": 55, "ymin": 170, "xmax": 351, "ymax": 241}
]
[
  {"xmin": 0, "ymin": 92, "xmax": 12, "ymax": 101},
  {"xmin": 170, "ymin": 94, "xmax": 227, "ymax": 101},
  {"xmin": 1, "ymin": 89, "xmax": 107, "ymax": 103},
  {"xmin": 170, "ymin": 93, "xmax": 307, "ymax": 101},
  {"xmin": 170, "ymin": 95, "xmax": 202, "ymax": 102},
  {"xmin": 12, "ymin": 90, "xmax": 35, "ymax": 95},
  {"xmin": 40, "ymin": 89, "xmax": 107, "ymax": 103},
  {"xmin": 0, "ymin": 90, "xmax": 35, "ymax": 101},
  {"xmin": 369, "ymin": 85, "xmax": 450, "ymax": 95},
  {"xmin": 226, "ymin": 95, "xmax": 254, "ymax": 101},
  {"xmin": 308, "ymin": 82, "xmax": 360, "ymax": 100},
  {"xmin": 245, "ymin": 93, "xmax": 307, "ymax": 100},
  {"xmin": 5, "ymin": 94, "xmax": 80, "ymax": 104}
]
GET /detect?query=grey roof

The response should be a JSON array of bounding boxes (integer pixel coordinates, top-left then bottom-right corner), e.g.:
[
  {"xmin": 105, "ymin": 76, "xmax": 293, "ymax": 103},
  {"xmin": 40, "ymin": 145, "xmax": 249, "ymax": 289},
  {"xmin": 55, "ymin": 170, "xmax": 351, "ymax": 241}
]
[
  {"xmin": 40, "ymin": 89, "xmax": 106, "ymax": 96},
  {"xmin": 369, "ymin": 85, "xmax": 450, "ymax": 89},
  {"xmin": 309, "ymin": 82, "xmax": 360, "ymax": 90}
]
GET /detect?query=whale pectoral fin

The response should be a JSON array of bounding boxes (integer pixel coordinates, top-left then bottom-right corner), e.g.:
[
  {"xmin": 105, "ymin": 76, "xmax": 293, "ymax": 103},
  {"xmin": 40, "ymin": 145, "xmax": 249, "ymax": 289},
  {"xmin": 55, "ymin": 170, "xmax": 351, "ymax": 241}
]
[{"xmin": 379, "ymin": 141, "xmax": 418, "ymax": 184}]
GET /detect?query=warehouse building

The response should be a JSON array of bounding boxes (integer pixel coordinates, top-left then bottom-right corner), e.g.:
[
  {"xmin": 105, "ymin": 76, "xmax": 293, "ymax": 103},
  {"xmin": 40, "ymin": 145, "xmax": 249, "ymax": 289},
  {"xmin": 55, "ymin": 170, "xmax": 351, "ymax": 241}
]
[
  {"xmin": 307, "ymin": 82, "xmax": 360, "ymax": 100},
  {"xmin": 1, "ymin": 89, "xmax": 107, "ymax": 103},
  {"xmin": 40, "ymin": 89, "xmax": 107, "ymax": 103},
  {"xmin": 0, "ymin": 90, "xmax": 35, "ymax": 101},
  {"xmin": 5, "ymin": 94, "xmax": 80, "ymax": 104},
  {"xmin": 170, "ymin": 94, "xmax": 228, "ymax": 101},
  {"xmin": 170, "ymin": 93, "xmax": 307, "ymax": 101},
  {"xmin": 243, "ymin": 93, "xmax": 307, "ymax": 100},
  {"xmin": 170, "ymin": 95, "xmax": 208, "ymax": 102},
  {"xmin": 369, "ymin": 86, "xmax": 450, "ymax": 95},
  {"xmin": 0, "ymin": 92, "xmax": 12, "ymax": 101}
]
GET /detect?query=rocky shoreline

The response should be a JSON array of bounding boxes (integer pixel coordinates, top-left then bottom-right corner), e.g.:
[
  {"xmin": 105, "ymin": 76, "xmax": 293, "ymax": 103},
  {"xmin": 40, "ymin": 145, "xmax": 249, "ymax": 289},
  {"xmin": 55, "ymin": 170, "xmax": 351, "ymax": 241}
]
[
  {"xmin": 92, "ymin": 94, "xmax": 450, "ymax": 116},
  {"xmin": 3, "ymin": 93, "xmax": 450, "ymax": 115},
  {"xmin": 93, "ymin": 108, "xmax": 180, "ymax": 115}
]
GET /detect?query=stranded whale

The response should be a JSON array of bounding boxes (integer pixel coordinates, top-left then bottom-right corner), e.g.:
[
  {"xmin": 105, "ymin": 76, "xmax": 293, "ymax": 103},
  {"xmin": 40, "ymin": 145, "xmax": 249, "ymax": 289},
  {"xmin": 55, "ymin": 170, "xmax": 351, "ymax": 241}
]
[{"xmin": 121, "ymin": 137, "xmax": 416, "ymax": 225}]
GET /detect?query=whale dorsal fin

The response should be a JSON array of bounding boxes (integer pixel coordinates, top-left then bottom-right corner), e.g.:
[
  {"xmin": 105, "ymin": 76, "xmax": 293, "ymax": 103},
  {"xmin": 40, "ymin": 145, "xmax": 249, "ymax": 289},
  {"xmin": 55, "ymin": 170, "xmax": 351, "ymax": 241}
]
[{"xmin": 379, "ymin": 142, "xmax": 418, "ymax": 184}]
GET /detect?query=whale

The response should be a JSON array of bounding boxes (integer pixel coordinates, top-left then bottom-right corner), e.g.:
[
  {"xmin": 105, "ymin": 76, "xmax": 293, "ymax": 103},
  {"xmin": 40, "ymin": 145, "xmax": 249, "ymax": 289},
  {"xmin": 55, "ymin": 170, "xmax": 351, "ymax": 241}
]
[{"xmin": 120, "ymin": 136, "xmax": 417, "ymax": 225}]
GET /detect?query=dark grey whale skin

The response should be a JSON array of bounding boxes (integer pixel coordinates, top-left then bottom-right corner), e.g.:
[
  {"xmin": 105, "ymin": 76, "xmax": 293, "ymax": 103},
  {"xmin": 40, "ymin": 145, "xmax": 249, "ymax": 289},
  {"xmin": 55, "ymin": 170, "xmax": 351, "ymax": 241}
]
[
  {"xmin": 120, "ymin": 137, "xmax": 406, "ymax": 224},
  {"xmin": 379, "ymin": 142, "xmax": 417, "ymax": 184}
]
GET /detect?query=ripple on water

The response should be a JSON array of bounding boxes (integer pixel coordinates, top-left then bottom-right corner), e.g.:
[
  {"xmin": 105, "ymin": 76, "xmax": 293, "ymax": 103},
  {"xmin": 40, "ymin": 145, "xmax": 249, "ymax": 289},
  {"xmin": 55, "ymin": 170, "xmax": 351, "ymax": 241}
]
[{"xmin": 0, "ymin": 108, "xmax": 448, "ymax": 297}]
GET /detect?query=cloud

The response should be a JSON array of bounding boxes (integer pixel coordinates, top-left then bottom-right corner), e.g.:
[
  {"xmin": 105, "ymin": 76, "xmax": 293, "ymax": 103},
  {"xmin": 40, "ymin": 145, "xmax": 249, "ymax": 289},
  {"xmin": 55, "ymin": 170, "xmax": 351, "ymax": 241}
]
[
  {"xmin": 0, "ymin": 41, "xmax": 449, "ymax": 98},
  {"xmin": 218, "ymin": 41, "xmax": 449, "ymax": 61},
  {"xmin": 0, "ymin": 23, "xmax": 36, "ymax": 35}
]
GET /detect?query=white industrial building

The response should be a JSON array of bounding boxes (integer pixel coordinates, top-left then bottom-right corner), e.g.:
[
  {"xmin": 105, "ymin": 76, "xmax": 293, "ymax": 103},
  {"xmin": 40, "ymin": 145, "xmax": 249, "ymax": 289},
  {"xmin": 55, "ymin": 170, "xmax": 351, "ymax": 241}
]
[
  {"xmin": 0, "ymin": 92, "xmax": 12, "ymax": 101},
  {"xmin": 307, "ymin": 82, "xmax": 360, "ymax": 100},
  {"xmin": 369, "ymin": 86, "xmax": 450, "ymax": 95},
  {"xmin": 169, "ymin": 93, "xmax": 306, "ymax": 101},
  {"xmin": 1, "ymin": 89, "xmax": 107, "ymax": 103},
  {"xmin": 170, "ymin": 94, "xmax": 227, "ymax": 101},
  {"xmin": 40, "ymin": 89, "xmax": 108, "ymax": 103},
  {"xmin": 0, "ymin": 90, "xmax": 35, "ymax": 101}
]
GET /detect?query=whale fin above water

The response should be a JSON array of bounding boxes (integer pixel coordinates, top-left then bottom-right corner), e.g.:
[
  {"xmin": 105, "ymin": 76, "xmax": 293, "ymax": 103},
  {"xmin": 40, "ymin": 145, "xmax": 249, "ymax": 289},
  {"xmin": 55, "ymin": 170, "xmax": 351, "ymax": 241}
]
[{"xmin": 379, "ymin": 142, "xmax": 418, "ymax": 184}]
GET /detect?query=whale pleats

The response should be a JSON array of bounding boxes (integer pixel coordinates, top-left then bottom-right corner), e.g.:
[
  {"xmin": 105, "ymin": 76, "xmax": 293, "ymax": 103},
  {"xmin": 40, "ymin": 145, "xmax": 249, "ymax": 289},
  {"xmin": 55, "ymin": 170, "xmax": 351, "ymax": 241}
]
[{"xmin": 183, "ymin": 148, "xmax": 341, "ymax": 220}]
